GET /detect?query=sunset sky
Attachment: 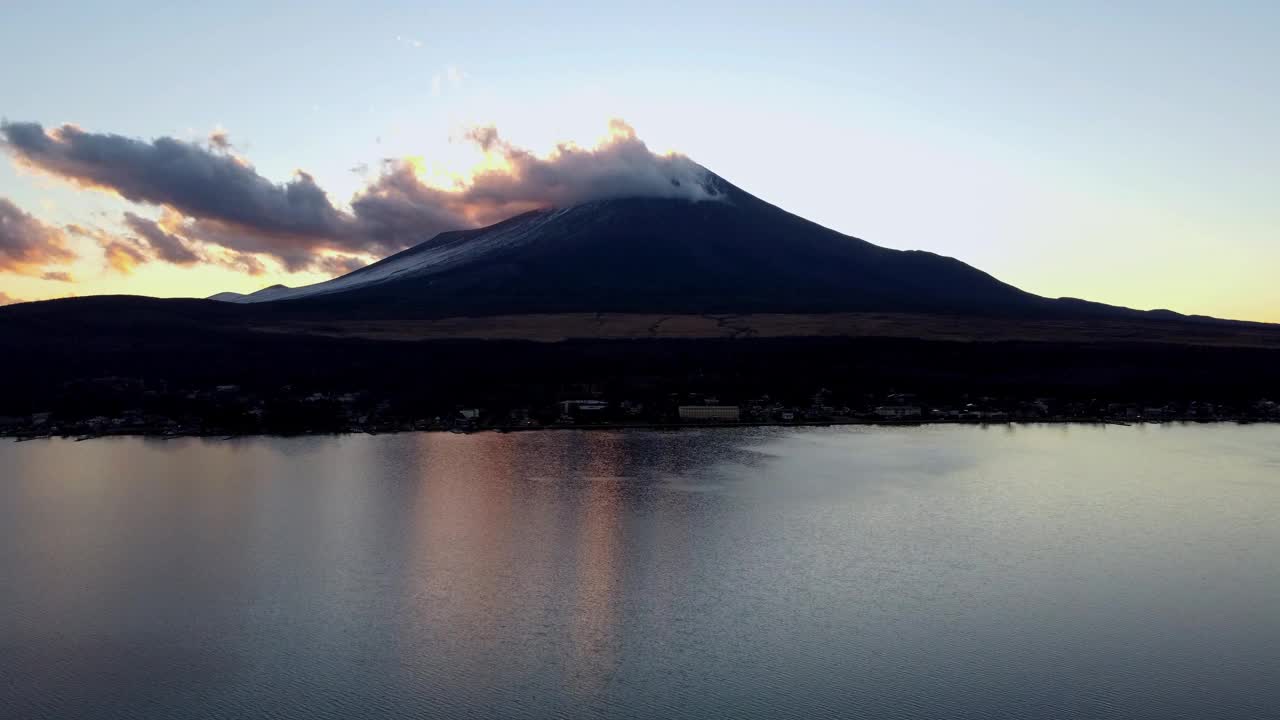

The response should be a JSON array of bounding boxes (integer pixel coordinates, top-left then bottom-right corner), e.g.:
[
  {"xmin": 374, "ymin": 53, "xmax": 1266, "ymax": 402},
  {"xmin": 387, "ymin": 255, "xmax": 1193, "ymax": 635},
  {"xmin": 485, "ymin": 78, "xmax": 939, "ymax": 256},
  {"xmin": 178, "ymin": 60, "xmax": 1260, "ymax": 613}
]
[{"xmin": 2, "ymin": 1, "xmax": 1277, "ymax": 321}]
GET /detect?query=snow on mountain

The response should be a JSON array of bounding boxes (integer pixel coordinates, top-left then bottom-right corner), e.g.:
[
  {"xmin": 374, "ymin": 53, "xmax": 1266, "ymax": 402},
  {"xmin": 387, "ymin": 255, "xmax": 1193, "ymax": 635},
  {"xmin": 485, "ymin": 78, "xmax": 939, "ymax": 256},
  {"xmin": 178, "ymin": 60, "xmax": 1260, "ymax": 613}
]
[{"xmin": 220, "ymin": 207, "xmax": 573, "ymax": 304}]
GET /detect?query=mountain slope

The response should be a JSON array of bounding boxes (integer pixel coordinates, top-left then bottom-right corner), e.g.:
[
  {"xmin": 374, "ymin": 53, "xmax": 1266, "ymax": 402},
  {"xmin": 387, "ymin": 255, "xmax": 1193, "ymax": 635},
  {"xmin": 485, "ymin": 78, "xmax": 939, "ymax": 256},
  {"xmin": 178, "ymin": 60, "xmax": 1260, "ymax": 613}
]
[{"xmin": 216, "ymin": 174, "xmax": 1080, "ymax": 318}]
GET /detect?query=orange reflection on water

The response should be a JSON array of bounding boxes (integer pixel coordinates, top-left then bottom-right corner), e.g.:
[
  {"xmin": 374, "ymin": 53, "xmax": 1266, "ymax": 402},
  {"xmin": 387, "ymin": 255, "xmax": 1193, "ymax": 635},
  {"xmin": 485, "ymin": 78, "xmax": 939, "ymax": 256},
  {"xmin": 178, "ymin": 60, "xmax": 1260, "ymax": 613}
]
[
  {"xmin": 395, "ymin": 431, "xmax": 634, "ymax": 694},
  {"xmin": 566, "ymin": 432, "xmax": 627, "ymax": 695},
  {"xmin": 400, "ymin": 433, "xmax": 529, "ymax": 669}
]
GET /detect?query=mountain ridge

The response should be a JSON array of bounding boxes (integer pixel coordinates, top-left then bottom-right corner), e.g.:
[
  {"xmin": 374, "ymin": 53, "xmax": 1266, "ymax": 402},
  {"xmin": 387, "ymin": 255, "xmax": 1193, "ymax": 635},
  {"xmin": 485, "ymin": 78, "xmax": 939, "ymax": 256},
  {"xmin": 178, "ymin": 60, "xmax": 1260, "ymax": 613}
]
[
  {"xmin": 5, "ymin": 168, "xmax": 1262, "ymax": 329},
  {"xmin": 200, "ymin": 172, "xmax": 1178, "ymax": 323}
]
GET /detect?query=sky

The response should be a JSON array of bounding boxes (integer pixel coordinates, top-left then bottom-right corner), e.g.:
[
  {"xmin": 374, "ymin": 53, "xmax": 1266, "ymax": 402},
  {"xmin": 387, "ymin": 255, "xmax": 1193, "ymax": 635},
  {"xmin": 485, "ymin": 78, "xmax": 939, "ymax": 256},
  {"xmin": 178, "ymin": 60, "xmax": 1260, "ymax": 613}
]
[{"xmin": 1, "ymin": 0, "xmax": 1277, "ymax": 321}]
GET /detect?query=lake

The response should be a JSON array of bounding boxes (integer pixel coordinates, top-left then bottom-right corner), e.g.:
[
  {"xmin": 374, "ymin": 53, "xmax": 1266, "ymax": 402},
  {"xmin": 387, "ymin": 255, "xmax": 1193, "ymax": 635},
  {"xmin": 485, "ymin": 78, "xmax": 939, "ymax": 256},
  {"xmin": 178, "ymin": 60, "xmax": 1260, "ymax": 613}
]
[{"xmin": 1, "ymin": 424, "xmax": 1277, "ymax": 719}]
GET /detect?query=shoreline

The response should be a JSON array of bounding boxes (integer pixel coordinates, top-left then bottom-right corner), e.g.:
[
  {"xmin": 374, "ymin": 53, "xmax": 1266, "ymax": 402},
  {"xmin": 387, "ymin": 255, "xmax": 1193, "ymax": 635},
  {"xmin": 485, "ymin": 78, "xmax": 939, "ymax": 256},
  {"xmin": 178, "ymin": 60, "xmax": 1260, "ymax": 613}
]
[{"xmin": 4, "ymin": 416, "xmax": 1272, "ymax": 442}]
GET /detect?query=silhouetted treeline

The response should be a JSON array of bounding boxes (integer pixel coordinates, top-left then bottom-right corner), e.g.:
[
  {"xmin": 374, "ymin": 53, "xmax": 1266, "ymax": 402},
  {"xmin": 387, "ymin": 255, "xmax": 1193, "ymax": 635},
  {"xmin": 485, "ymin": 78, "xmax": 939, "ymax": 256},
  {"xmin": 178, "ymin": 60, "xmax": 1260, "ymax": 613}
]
[{"xmin": 3, "ymin": 330, "xmax": 1278, "ymax": 419}]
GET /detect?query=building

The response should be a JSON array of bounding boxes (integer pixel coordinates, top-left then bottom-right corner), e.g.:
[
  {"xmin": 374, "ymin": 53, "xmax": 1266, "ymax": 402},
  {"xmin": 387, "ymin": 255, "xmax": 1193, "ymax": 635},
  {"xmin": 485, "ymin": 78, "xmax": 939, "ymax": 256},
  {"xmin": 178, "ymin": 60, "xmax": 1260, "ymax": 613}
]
[
  {"xmin": 558, "ymin": 400, "xmax": 610, "ymax": 422},
  {"xmin": 559, "ymin": 400, "xmax": 609, "ymax": 415},
  {"xmin": 678, "ymin": 405, "xmax": 740, "ymax": 421},
  {"xmin": 874, "ymin": 405, "xmax": 921, "ymax": 418}
]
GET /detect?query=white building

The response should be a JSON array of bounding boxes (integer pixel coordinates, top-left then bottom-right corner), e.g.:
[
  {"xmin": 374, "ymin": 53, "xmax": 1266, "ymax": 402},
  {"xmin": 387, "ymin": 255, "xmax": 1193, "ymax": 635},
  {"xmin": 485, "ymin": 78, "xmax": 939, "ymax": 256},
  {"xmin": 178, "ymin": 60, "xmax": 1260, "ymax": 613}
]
[
  {"xmin": 874, "ymin": 405, "xmax": 921, "ymax": 418},
  {"xmin": 559, "ymin": 400, "xmax": 609, "ymax": 415},
  {"xmin": 678, "ymin": 405, "xmax": 741, "ymax": 421}
]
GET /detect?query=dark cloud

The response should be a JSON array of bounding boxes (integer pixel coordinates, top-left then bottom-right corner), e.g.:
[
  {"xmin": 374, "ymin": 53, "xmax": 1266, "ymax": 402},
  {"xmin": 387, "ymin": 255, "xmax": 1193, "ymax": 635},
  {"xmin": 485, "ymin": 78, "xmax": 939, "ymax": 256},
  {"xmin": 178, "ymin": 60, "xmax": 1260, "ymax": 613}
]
[
  {"xmin": 0, "ymin": 121, "xmax": 465, "ymax": 266},
  {"xmin": 0, "ymin": 197, "xmax": 78, "ymax": 276},
  {"xmin": 41, "ymin": 271, "xmax": 73, "ymax": 282},
  {"xmin": 123, "ymin": 212, "xmax": 201, "ymax": 265},
  {"xmin": 174, "ymin": 215, "xmax": 329, "ymax": 272},
  {"xmin": 348, "ymin": 162, "xmax": 473, "ymax": 250},
  {"xmin": 3, "ymin": 119, "xmax": 720, "ymax": 278},
  {"xmin": 1, "ymin": 122, "xmax": 359, "ymax": 263}
]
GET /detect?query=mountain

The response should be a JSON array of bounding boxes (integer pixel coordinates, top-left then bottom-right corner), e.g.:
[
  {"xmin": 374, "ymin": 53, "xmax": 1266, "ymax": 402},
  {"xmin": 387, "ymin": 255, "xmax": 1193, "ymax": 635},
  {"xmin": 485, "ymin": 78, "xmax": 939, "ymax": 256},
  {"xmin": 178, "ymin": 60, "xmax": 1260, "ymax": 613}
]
[
  {"xmin": 3, "ymin": 168, "xmax": 1278, "ymax": 422},
  {"xmin": 10, "ymin": 167, "xmax": 1273, "ymax": 342},
  {"xmin": 208, "ymin": 284, "xmax": 294, "ymax": 303},
  {"xmin": 210, "ymin": 173, "xmax": 1127, "ymax": 320}
]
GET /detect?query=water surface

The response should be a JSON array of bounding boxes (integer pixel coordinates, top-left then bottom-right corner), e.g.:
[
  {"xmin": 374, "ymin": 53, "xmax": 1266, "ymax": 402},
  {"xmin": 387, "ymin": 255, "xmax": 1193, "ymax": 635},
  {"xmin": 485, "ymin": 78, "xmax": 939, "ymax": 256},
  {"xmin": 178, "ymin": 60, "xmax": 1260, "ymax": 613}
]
[{"xmin": 2, "ymin": 424, "xmax": 1277, "ymax": 719}]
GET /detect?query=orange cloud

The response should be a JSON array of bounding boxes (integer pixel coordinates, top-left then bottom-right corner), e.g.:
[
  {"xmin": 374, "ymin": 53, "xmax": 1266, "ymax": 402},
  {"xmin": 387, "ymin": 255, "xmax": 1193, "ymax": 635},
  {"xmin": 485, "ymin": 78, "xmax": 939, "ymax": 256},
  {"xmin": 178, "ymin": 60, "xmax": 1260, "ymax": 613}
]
[
  {"xmin": 66, "ymin": 223, "xmax": 148, "ymax": 275},
  {"xmin": 101, "ymin": 240, "xmax": 147, "ymax": 274},
  {"xmin": 0, "ymin": 197, "xmax": 77, "ymax": 276}
]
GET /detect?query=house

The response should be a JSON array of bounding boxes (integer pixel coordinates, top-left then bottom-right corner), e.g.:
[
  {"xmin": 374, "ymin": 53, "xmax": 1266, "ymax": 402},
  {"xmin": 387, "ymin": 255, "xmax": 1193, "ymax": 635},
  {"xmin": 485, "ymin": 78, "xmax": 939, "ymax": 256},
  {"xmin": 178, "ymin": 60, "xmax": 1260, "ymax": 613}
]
[
  {"xmin": 559, "ymin": 400, "xmax": 609, "ymax": 416},
  {"xmin": 874, "ymin": 405, "xmax": 921, "ymax": 418},
  {"xmin": 678, "ymin": 405, "xmax": 740, "ymax": 421}
]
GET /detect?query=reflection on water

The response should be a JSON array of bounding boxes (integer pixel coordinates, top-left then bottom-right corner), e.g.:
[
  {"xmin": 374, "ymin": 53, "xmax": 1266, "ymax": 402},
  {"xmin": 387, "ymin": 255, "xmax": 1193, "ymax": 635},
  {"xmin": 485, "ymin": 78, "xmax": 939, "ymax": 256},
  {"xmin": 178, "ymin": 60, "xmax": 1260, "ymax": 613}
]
[
  {"xmin": 564, "ymin": 435, "xmax": 617, "ymax": 694},
  {"xmin": 1, "ymin": 424, "xmax": 1279, "ymax": 719}
]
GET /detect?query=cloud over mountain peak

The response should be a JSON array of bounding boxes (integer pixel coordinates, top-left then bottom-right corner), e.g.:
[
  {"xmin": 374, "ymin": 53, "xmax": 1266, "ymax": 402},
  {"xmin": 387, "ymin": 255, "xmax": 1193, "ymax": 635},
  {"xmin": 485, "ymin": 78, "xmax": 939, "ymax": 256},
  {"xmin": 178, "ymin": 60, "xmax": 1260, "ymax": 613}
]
[{"xmin": 1, "ymin": 119, "xmax": 716, "ymax": 278}]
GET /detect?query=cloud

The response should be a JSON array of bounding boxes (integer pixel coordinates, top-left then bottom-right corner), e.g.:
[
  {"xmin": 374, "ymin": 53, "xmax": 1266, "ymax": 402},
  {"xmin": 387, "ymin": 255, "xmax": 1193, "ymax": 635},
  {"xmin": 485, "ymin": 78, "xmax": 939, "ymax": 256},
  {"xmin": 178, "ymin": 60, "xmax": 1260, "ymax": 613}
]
[
  {"xmin": 3, "ymin": 118, "xmax": 720, "ymax": 279},
  {"xmin": 41, "ymin": 270, "xmax": 73, "ymax": 282},
  {"xmin": 0, "ymin": 197, "xmax": 78, "ymax": 276},
  {"xmin": 314, "ymin": 254, "xmax": 368, "ymax": 275},
  {"xmin": 0, "ymin": 291, "xmax": 23, "ymax": 306},
  {"xmin": 346, "ymin": 162, "xmax": 473, "ymax": 251},
  {"xmin": 101, "ymin": 239, "xmax": 147, "ymax": 274},
  {"xmin": 347, "ymin": 119, "xmax": 722, "ymax": 244},
  {"xmin": 453, "ymin": 119, "xmax": 721, "ymax": 223},
  {"xmin": 123, "ymin": 211, "xmax": 201, "ymax": 265},
  {"xmin": 66, "ymin": 222, "xmax": 149, "ymax": 274},
  {"xmin": 207, "ymin": 129, "xmax": 233, "ymax": 152},
  {"xmin": 1, "ymin": 121, "xmax": 357, "ymax": 260},
  {"xmin": 218, "ymin": 251, "xmax": 268, "ymax": 276},
  {"xmin": 62, "ymin": 208, "xmax": 267, "ymax": 276},
  {"xmin": 172, "ymin": 215, "xmax": 339, "ymax": 272}
]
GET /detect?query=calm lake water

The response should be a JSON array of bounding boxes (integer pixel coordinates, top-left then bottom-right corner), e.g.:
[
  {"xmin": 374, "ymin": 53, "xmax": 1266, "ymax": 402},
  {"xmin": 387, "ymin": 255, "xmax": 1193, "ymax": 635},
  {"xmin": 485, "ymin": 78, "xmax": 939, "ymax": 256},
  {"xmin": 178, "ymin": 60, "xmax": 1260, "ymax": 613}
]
[{"xmin": 1, "ymin": 424, "xmax": 1277, "ymax": 719}]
